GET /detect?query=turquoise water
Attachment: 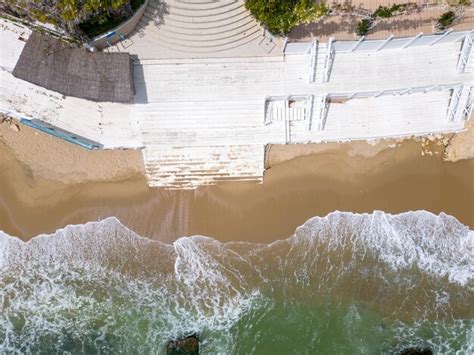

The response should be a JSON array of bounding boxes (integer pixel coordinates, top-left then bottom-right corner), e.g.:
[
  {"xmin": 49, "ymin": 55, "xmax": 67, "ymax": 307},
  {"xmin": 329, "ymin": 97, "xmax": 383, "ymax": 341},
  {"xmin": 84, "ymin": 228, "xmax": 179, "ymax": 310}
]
[{"xmin": 0, "ymin": 211, "xmax": 472, "ymax": 354}]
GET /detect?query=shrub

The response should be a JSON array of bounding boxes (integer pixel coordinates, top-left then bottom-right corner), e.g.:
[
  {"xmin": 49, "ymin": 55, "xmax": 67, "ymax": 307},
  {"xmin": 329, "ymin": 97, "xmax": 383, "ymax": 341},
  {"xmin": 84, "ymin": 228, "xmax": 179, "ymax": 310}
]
[
  {"xmin": 373, "ymin": 3, "xmax": 410, "ymax": 18},
  {"xmin": 436, "ymin": 11, "xmax": 456, "ymax": 30},
  {"xmin": 373, "ymin": 5, "xmax": 394, "ymax": 18},
  {"xmin": 356, "ymin": 18, "xmax": 373, "ymax": 36},
  {"xmin": 245, "ymin": 0, "xmax": 329, "ymax": 35}
]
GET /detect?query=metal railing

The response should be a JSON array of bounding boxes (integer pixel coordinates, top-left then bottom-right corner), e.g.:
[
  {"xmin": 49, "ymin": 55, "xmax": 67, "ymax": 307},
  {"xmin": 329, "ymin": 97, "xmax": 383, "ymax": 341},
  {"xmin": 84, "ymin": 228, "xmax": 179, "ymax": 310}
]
[
  {"xmin": 285, "ymin": 30, "xmax": 469, "ymax": 55},
  {"xmin": 457, "ymin": 31, "xmax": 473, "ymax": 73},
  {"xmin": 322, "ymin": 37, "xmax": 335, "ymax": 83}
]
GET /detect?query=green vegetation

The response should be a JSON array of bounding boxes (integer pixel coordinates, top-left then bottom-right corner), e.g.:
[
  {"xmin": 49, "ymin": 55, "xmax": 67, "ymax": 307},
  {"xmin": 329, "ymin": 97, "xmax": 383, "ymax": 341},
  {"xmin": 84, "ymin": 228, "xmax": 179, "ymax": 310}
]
[
  {"xmin": 1, "ymin": 0, "xmax": 145, "ymax": 40},
  {"xmin": 356, "ymin": 18, "xmax": 373, "ymax": 36},
  {"xmin": 245, "ymin": 0, "xmax": 329, "ymax": 35},
  {"xmin": 373, "ymin": 4, "xmax": 409, "ymax": 18},
  {"xmin": 436, "ymin": 11, "xmax": 456, "ymax": 30},
  {"xmin": 354, "ymin": 2, "xmax": 415, "ymax": 37},
  {"xmin": 79, "ymin": 13, "xmax": 129, "ymax": 38}
]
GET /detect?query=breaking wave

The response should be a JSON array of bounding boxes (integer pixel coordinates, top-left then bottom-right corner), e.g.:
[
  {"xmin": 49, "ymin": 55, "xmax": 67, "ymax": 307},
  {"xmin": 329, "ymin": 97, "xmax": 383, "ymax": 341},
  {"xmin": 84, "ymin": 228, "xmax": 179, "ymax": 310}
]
[{"xmin": 0, "ymin": 211, "xmax": 472, "ymax": 353}]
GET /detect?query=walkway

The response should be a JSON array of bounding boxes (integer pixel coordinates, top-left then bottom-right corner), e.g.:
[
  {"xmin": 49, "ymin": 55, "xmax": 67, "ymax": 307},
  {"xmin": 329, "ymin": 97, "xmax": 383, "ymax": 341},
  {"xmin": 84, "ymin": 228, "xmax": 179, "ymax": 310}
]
[
  {"xmin": 0, "ymin": 15, "xmax": 472, "ymax": 189},
  {"xmin": 110, "ymin": 0, "xmax": 283, "ymax": 59}
]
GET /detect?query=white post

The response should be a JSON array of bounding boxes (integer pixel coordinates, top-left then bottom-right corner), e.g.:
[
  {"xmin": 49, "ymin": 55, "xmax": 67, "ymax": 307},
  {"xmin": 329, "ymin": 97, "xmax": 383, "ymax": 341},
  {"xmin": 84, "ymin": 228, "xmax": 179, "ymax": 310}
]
[
  {"xmin": 282, "ymin": 37, "xmax": 289, "ymax": 53},
  {"xmin": 323, "ymin": 37, "xmax": 335, "ymax": 83},
  {"xmin": 350, "ymin": 36, "xmax": 365, "ymax": 52},
  {"xmin": 307, "ymin": 38, "xmax": 315, "ymax": 53},
  {"xmin": 402, "ymin": 32, "xmax": 423, "ymax": 48},
  {"xmin": 376, "ymin": 35, "xmax": 394, "ymax": 51},
  {"xmin": 318, "ymin": 95, "xmax": 328, "ymax": 131},
  {"xmin": 429, "ymin": 29, "xmax": 452, "ymax": 46},
  {"xmin": 308, "ymin": 39, "xmax": 318, "ymax": 83},
  {"xmin": 306, "ymin": 95, "xmax": 315, "ymax": 130}
]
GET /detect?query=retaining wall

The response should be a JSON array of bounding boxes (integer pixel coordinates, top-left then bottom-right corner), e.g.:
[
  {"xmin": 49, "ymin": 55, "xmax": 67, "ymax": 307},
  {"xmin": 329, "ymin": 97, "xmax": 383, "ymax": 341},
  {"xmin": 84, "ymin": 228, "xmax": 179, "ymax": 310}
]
[{"xmin": 86, "ymin": 0, "xmax": 149, "ymax": 50}]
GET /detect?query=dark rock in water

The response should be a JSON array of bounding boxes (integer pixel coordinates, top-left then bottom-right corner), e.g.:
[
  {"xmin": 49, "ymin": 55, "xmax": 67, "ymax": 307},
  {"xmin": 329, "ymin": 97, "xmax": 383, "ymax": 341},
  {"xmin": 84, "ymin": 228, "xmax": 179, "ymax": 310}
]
[
  {"xmin": 399, "ymin": 347, "xmax": 433, "ymax": 355},
  {"xmin": 167, "ymin": 335, "xmax": 199, "ymax": 355}
]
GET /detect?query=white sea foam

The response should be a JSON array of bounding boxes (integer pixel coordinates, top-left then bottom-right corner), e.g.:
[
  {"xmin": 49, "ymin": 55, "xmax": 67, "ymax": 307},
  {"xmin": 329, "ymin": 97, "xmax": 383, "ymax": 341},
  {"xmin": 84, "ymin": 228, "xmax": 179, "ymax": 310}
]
[
  {"xmin": 0, "ymin": 211, "xmax": 472, "ymax": 353},
  {"xmin": 292, "ymin": 210, "xmax": 473, "ymax": 286}
]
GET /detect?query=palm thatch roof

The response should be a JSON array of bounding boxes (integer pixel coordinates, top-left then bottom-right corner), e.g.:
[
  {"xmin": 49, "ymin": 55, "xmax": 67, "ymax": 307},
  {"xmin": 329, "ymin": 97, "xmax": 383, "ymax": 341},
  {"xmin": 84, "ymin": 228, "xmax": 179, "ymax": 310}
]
[{"xmin": 13, "ymin": 32, "xmax": 134, "ymax": 103}]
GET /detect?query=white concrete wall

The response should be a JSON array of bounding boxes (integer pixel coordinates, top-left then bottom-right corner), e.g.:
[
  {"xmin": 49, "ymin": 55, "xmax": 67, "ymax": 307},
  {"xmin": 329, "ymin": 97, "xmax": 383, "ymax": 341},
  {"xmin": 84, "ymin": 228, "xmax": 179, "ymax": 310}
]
[{"xmin": 1, "ymin": 18, "xmax": 473, "ymax": 188}]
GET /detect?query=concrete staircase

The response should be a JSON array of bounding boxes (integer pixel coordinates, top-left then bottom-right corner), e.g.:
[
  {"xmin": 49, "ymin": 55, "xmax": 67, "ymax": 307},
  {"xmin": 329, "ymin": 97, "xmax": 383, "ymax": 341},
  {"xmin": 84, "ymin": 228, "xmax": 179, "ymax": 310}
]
[
  {"xmin": 464, "ymin": 39, "xmax": 474, "ymax": 73},
  {"xmin": 458, "ymin": 31, "xmax": 473, "ymax": 73},
  {"xmin": 143, "ymin": 144, "xmax": 264, "ymax": 189},
  {"xmin": 313, "ymin": 42, "xmax": 328, "ymax": 83},
  {"xmin": 128, "ymin": 0, "xmax": 282, "ymax": 58}
]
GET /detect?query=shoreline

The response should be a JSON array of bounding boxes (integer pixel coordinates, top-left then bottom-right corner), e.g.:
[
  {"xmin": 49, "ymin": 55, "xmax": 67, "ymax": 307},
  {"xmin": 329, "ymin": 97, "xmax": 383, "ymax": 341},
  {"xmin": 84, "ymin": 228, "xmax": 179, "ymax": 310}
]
[{"xmin": 1, "ymin": 120, "xmax": 473, "ymax": 243}]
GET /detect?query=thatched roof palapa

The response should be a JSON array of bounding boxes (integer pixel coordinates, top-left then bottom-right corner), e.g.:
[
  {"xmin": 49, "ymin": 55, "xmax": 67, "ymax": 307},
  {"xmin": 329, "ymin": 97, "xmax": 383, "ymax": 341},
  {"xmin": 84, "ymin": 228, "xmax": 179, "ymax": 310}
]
[{"xmin": 13, "ymin": 32, "xmax": 134, "ymax": 103}]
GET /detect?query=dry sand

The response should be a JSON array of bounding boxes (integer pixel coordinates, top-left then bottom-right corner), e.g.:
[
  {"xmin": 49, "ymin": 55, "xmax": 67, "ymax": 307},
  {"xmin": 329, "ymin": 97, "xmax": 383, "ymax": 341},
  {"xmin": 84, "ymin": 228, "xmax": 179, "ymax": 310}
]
[
  {"xmin": 290, "ymin": 1, "xmax": 474, "ymax": 41},
  {"xmin": 0, "ymin": 118, "xmax": 473, "ymax": 243}
]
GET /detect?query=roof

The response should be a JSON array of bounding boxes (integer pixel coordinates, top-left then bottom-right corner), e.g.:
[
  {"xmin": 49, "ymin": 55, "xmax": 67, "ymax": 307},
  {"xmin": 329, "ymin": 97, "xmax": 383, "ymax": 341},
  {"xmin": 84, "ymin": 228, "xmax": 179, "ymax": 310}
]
[{"xmin": 13, "ymin": 32, "xmax": 134, "ymax": 103}]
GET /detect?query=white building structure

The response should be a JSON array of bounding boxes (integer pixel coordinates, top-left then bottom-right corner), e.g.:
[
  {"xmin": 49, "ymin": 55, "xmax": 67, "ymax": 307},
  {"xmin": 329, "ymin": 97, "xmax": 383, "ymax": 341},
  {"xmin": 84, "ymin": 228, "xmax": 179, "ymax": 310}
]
[{"xmin": 0, "ymin": 11, "xmax": 473, "ymax": 189}]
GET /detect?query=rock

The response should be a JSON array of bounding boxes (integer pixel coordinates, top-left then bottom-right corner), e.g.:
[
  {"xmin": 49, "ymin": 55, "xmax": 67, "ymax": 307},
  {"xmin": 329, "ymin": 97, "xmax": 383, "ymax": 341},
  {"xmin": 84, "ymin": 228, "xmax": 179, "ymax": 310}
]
[
  {"xmin": 167, "ymin": 335, "xmax": 199, "ymax": 355},
  {"xmin": 399, "ymin": 347, "xmax": 433, "ymax": 355},
  {"xmin": 9, "ymin": 123, "xmax": 20, "ymax": 132}
]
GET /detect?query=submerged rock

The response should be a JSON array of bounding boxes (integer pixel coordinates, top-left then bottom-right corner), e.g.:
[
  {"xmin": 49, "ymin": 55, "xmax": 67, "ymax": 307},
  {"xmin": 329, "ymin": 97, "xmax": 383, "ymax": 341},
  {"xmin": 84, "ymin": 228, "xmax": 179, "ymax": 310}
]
[
  {"xmin": 399, "ymin": 347, "xmax": 433, "ymax": 355},
  {"xmin": 167, "ymin": 335, "xmax": 199, "ymax": 355}
]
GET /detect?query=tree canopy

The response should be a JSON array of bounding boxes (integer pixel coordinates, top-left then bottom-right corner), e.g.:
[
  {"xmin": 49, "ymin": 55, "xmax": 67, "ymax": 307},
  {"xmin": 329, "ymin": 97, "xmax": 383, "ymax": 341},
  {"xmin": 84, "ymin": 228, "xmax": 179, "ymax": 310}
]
[
  {"xmin": 1, "ymin": 0, "xmax": 143, "ymax": 39},
  {"xmin": 245, "ymin": 0, "xmax": 329, "ymax": 35}
]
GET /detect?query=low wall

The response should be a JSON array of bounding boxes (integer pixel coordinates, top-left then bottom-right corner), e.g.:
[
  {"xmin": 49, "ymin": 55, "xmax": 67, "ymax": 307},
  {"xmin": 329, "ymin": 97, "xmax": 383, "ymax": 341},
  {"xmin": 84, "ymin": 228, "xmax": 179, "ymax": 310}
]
[
  {"xmin": 20, "ymin": 118, "xmax": 103, "ymax": 150},
  {"xmin": 86, "ymin": 0, "xmax": 149, "ymax": 50},
  {"xmin": 285, "ymin": 30, "xmax": 469, "ymax": 54}
]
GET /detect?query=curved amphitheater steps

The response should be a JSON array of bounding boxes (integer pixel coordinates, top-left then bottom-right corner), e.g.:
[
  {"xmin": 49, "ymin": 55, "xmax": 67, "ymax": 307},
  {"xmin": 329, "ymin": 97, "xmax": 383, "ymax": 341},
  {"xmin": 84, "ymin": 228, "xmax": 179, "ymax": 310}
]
[{"xmin": 123, "ymin": 0, "xmax": 283, "ymax": 58}]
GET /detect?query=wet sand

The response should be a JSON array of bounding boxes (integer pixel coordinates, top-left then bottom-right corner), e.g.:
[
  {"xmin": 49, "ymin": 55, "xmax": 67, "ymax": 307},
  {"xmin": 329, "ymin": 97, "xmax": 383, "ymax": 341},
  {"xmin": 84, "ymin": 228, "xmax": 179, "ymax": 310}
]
[{"xmin": 0, "ymin": 121, "xmax": 472, "ymax": 243}]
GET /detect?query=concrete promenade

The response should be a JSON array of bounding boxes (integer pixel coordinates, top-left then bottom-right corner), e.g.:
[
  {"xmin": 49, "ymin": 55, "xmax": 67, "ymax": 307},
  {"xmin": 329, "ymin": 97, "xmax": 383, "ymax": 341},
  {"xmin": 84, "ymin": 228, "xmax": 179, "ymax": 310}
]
[{"xmin": 0, "ymin": 0, "xmax": 473, "ymax": 189}]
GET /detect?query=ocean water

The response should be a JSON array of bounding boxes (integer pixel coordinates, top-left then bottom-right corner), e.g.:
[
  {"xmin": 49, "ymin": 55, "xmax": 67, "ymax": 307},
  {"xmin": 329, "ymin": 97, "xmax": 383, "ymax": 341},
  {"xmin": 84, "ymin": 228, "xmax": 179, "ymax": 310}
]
[{"xmin": 0, "ymin": 211, "xmax": 472, "ymax": 354}]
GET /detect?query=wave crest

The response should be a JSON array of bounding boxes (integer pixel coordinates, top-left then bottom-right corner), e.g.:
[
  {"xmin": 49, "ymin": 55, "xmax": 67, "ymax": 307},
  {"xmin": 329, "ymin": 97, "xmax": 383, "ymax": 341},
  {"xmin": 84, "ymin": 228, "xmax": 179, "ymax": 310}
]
[{"xmin": 0, "ymin": 211, "xmax": 472, "ymax": 353}]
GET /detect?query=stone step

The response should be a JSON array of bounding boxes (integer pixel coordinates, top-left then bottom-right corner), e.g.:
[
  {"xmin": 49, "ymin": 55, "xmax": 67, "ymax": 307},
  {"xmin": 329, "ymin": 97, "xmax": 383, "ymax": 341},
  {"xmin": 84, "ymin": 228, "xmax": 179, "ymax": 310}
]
[
  {"xmin": 148, "ymin": 0, "xmax": 242, "ymax": 17},
  {"xmin": 165, "ymin": 0, "xmax": 238, "ymax": 12},
  {"xmin": 143, "ymin": 142, "xmax": 264, "ymax": 188},
  {"xmin": 140, "ymin": 27, "xmax": 262, "ymax": 53},
  {"xmin": 153, "ymin": 20, "xmax": 258, "ymax": 43},
  {"xmin": 144, "ymin": 5, "xmax": 248, "ymax": 26},
  {"xmin": 155, "ymin": 14, "xmax": 255, "ymax": 36}
]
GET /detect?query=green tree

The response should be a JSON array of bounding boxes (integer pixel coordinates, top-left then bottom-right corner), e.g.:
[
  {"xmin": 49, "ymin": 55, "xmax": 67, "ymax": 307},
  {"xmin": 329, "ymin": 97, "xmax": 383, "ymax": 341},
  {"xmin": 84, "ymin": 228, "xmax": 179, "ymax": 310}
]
[
  {"xmin": 1, "ymin": 0, "xmax": 140, "ymax": 39},
  {"xmin": 245, "ymin": 0, "xmax": 329, "ymax": 35}
]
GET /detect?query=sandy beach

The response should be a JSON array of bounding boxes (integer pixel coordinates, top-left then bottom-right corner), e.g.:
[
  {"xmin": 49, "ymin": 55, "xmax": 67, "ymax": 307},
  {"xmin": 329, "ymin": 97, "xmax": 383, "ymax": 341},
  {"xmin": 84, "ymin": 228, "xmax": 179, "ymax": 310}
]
[{"xmin": 0, "ymin": 118, "xmax": 473, "ymax": 243}]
